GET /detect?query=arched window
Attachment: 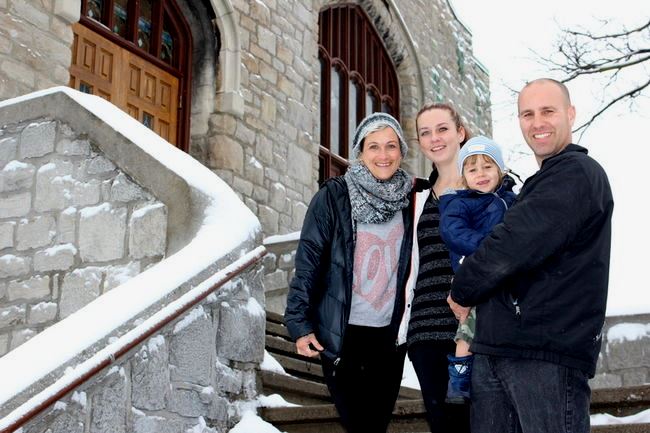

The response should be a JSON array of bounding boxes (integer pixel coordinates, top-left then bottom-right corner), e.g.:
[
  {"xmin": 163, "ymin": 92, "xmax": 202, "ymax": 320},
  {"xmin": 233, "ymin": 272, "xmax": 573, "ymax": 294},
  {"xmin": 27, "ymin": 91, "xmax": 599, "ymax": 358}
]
[
  {"xmin": 318, "ymin": 5, "xmax": 399, "ymax": 183},
  {"xmin": 70, "ymin": 0, "xmax": 192, "ymax": 150}
]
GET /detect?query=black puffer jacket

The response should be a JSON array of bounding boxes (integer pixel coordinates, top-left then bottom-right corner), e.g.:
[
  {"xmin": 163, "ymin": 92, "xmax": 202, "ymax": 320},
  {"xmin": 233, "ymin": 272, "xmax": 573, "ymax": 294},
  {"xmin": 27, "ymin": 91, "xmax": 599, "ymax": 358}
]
[
  {"xmin": 284, "ymin": 177, "xmax": 414, "ymax": 362},
  {"xmin": 450, "ymin": 144, "xmax": 614, "ymax": 376}
]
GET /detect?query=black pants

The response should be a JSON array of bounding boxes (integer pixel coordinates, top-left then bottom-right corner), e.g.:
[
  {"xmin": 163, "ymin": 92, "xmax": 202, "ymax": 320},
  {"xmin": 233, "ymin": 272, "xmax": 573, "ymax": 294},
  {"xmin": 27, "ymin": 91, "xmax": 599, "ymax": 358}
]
[
  {"xmin": 408, "ymin": 340, "xmax": 470, "ymax": 433},
  {"xmin": 321, "ymin": 325, "xmax": 407, "ymax": 433}
]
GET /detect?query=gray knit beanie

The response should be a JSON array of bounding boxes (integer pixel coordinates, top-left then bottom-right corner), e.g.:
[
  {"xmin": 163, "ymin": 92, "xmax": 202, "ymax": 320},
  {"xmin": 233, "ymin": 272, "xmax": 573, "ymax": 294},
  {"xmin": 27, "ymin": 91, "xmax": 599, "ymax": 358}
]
[{"xmin": 351, "ymin": 112, "xmax": 408, "ymax": 159}]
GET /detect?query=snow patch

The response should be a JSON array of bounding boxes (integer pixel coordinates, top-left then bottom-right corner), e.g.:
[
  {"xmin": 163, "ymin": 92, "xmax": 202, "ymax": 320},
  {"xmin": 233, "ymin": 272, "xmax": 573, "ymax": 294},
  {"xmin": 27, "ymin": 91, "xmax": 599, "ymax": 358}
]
[
  {"xmin": 264, "ymin": 231, "xmax": 300, "ymax": 245},
  {"xmin": 173, "ymin": 306, "xmax": 206, "ymax": 334},
  {"xmin": 229, "ymin": 409, "xmax": 285, "ymax": 433},
  {"xmin": 132, "ymin": 202, "xmax": 165, "ymax": 219},
  {"xmin": 607, "ymin": 323, "xmax": 650, "ymax": 343},
  {"xmin": 260, "ymin": 350, "xmax": 287, "ymax": 375}
]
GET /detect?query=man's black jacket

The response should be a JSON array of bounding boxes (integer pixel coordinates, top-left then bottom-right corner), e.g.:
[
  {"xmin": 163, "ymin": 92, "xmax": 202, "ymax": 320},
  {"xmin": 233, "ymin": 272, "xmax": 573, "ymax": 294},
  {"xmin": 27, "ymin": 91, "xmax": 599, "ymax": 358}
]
[
  {"xmin": 450, "ymin": 144, "xmax": 614, "ymax": 376},
  {"xmin": 284, "ymin": 177, "xmax": 414, "ymax": 362}
]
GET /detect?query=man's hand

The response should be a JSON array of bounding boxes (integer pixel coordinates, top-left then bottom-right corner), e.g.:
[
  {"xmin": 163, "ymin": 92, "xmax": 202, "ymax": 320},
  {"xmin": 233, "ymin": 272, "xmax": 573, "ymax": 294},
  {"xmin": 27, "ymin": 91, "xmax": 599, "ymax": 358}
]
[
  {"xmin": 447, "ymin": 294, "xmax": 471, "ymax": 323},
  {"xmin": 296, "ymin": 333, "xmax": 324, "ymax": 358}
]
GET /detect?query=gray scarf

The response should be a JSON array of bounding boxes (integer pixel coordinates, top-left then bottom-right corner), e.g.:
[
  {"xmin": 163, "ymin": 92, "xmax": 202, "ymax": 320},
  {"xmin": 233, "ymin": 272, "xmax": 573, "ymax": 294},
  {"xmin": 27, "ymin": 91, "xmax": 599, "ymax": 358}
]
[{"xmin": 344, "ymin": 161, "xmax": 412, "ymax": 224}]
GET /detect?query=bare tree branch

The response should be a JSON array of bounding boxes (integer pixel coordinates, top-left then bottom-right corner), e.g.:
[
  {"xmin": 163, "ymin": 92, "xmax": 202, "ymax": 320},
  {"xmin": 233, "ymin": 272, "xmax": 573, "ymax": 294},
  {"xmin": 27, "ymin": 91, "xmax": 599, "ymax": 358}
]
[{"xmin": 539, "ymin": 17, "xmax": 650, "ymax": 135}]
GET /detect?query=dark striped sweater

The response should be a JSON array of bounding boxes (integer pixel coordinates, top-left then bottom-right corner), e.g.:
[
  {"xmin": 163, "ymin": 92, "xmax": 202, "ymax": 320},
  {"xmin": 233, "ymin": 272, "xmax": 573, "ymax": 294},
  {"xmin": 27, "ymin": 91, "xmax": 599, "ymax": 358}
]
[{"xmin": 407, "ymin": 193, "xmax": 458, "ymax": 345}]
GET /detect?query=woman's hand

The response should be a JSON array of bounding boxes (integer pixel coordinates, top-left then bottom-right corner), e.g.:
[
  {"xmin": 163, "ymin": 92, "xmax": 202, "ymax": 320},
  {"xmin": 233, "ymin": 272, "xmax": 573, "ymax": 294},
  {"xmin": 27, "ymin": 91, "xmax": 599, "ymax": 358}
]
[{"xmin": 296, "ymin": 333, "xmax": 324, "ymax": 358}]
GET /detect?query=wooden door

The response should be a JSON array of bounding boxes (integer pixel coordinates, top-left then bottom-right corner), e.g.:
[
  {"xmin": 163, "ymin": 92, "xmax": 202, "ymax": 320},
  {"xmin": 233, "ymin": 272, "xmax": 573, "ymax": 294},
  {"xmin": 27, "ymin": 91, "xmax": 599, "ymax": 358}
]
[{"xmin": 69, "ymin": 23, "xmax": 179, "ymax": 146}]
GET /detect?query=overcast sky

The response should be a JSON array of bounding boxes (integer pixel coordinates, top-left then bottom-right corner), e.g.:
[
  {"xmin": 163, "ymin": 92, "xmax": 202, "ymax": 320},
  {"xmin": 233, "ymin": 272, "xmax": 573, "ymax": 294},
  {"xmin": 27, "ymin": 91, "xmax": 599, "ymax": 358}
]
[{"xmin": 450, "ymin": 0, "xmax": 650, "ymax": 315}]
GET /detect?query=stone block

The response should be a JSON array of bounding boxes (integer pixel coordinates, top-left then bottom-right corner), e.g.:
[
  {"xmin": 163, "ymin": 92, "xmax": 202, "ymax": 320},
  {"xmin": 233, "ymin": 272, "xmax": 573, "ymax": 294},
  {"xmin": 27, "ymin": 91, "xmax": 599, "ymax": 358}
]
[
  {"xmin": 79, "ymin": 204, "xmax": 127, "ymax": 262},
  {"xmin": 0, "ymin": 282, "xmax": 5, "ymax": 300},
  {"xmin": 34, "ymin": 160, "xmax": 75, "ymax": 211},
  {"xmin": 57, "ymin": 207, "xmax": 77, "ymax": 244},
  {"xmin": 0, "ymin": 137, "xmax": 18, "ymax": 166},
  {"xmin": 87, "ymin": 155, "xmax": 116, "ymax": 175},
  {"xmin": 258, "ymin": 205, "xmax": 279, "ymax": 233},
  {"xmin": 128, "ymin": 203, "xmax": 167, "ymax": 259},
  {"xmin": 263, "ymin": 269, "xmax": 287, "ymax": 292},
  {"xmin": 9, "ymin": 0, "xmax": 50, "ymax": 28},
  {"xmin": 28, "ymin": 301, "xmax": 58, "ymax": 324},
  {"xmin": 0, "ymin": 221, "xmax": 15, "ymax": 250},
  {"xmin": 167, "ymin": 385, "xmax": 206, "ymax": 418},
  {"xmin": 216, "ymin": 299, "xmax": 265, "ymax": 363},
  {"xmin": 8, "ymin": 275, "xmax": 50, "ymax": 301},
  {"xmin": 46, "ymin": 408, "xmax": 86, "ymax": 433},
  {"xmin": 169, "ymin": 306, "xmax": 213, "ymax": 386},
  {"xmin": 16, "ymin": 215, "xmax": 56, "ymax": 250},
  {"xmin": 0, "ymin": 59, "xmax": 35, "ymax": 87},
  {"xmin": 622, "ymin": 368, "xmax": 649, "ymax": 387},
  {"xmin": 589, "ymin": 372, "xmax": 622, "ymax": 389},
  {"xmin": 607, "ymin": 338, "xmax": 650, "ymax": 369},
  {"xmin": 291, "ymin": 201, "xmax": 308, "ymax": 228},
  {"xmin": 110, "ymin": 173, "xmax": 147, "ymax": 202},
  {"xmin": 59, "ymin": 267, "xmax": 102, "ymax": 318},
  {"xmin": 132, "ymin": 410, "xmax": 185, "ymax": 433},
  {"xmin": 34, "ymin": 243, "xmax": 76, "ymax": 272},
  {"xmin": 0, "ymin": 160, "xmax": 35, "ymax": 192},
  {"xmin": 287, "ymin": 145, "xmax": 312, "ymax": 184},
  {"xmin": 71, "ymin": 180, "xmax": 101, "ymax": 207},
  {"xmin": 89, "ymin": 369, "xmax": 128, "ymax": 433},
  {"xmin": 246, "ymin": 156, "xmax": 264, "ymax": 185},
  {"xmin": 19, "ymin": 120, "xmax": 56, "ymax": 158},
  {"xmin": 56, "ymin": 138, "xmax": 91, "ymax": 156},
  {"xmin": 269, "ymin": 182, "xmax": 287, "ymax": 210},
  {"xmin": 0, "ymin": 305, "xmax": 26, "ymax": 328},
  {"xmin": 0, "ymin": 254, "xmax": 30, "ymax": 279},
  {"xmin": 0, "ymin": 191, "xmax": 31, "ymax": 218},
  {"xmin": 10, "ymin": 328, "xmax": 36, "ymax": 350},
  {"xmin": 131, "ymin": 335, "xmax": 170, "ymax": 411},
  {"xmin": 104, "ymin": 262, "xmax": 141, "ymax": 292},
  {"xmin": 214, "ymin": 359, "xmax": 243, "ymax": 394},
  {"xmin": 208, "ymin": 135, "xmax": 243, "ymax": 173},
  {"xmin": 0, "ymin": 333, "xmax": 8, "ymax": 357}
]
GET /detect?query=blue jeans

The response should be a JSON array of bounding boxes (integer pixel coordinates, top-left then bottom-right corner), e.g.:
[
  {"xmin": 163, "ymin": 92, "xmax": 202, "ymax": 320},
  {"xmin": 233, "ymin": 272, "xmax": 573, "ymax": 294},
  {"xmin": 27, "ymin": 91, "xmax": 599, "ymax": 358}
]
[{"xmin": 471, "ymin": 354, "xmax": 591, "ymax": 433}]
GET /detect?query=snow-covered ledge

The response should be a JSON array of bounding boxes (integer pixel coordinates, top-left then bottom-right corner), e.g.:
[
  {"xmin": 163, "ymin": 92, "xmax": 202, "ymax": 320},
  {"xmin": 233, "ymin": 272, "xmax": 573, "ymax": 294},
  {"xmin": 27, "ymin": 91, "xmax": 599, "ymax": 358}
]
[{"xmin": 0, "ymin": 88, "xmax": 264, "ymax": 426}]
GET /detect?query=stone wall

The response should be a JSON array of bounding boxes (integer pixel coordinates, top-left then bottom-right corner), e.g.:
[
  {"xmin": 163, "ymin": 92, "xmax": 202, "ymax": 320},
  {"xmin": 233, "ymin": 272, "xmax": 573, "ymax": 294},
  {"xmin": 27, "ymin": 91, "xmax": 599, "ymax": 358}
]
[
  {"xmin": 8, "ymin": 264, "xmax": 265, "ymax": 433},
  {"xmin": 0, "ymin": 0, "xmax": 76, "ymax": 99},
  {"xmin": 0, "ymin": 117, "xmax": 167, "ymax": 356},
  {"xmin": 591, "ymin": 313, "xmax": 650, "ymax": 389},
  {"xmin": 262, "ymin": 234, "xmax": 299, "ymax": 316}
]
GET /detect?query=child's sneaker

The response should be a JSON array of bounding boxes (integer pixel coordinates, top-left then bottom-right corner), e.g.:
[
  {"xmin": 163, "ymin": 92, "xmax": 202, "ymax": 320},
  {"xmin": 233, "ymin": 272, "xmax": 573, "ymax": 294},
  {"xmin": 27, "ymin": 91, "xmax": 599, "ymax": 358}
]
[{"xmin": 445, "ymin": 354, "xmax": 473, "ymax": 404}]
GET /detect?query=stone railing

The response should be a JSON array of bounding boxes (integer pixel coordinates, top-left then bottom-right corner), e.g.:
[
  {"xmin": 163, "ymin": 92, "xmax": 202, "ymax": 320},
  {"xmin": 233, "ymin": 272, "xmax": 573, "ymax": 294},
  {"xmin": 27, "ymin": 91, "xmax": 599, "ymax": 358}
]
[
  {"xmin": 591, "ymin": 313, "xmax": 650, "ymax": 389},
  {"xmin": 0, "ymin": 88, "xmax": 265, "ymax": 433},
  {"xmin": 0, "ymin": 118, "xmax": 168, "ymax": 356}
]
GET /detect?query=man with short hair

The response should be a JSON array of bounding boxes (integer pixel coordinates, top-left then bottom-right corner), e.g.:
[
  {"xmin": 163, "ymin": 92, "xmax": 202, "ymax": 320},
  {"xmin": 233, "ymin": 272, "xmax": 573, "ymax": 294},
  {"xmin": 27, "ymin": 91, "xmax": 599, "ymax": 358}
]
[{"xmin": 448, "ymin": 78, "xmax": 614, "ymax": 433}]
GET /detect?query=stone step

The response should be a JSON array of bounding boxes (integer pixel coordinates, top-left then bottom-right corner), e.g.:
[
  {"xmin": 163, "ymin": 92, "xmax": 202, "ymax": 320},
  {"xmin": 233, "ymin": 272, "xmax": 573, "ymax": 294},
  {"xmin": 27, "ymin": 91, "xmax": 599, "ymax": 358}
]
[
  {"xmin": 591, "ymin": 385, "xmax": 650, "ymax": 417},
  {"xmin": 261, "ymin": 370, "xmax": 331, "ymax": 405},
  {"xmin": 261, "ymin": 400, "xmax": 650, "ymax": 433},
  {"xmin": 259, "ymin": 399, "xmax": 430, "ymax": 433},
  {"xmin": 592, "ymin": 425, "xmax": 650, "ymax": 433},
  {"xmin": 263, "ymin": 311, "xmax": 650, "ymax": 432}
]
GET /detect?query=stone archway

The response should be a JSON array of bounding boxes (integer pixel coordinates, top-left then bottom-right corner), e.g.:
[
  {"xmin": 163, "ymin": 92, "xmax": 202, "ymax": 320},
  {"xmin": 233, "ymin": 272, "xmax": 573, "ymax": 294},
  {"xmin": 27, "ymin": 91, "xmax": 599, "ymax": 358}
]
[{"xmin": 208, "ymin": 0, "xmax": 244, "ymax": 117}]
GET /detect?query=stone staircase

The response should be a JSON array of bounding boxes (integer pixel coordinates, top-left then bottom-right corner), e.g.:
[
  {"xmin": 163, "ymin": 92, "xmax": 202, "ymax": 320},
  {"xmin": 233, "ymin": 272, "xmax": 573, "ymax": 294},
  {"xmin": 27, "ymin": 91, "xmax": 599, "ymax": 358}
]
[{"xmin": 260, "ymin": 311, "xmax": 650, "ymax": 433}]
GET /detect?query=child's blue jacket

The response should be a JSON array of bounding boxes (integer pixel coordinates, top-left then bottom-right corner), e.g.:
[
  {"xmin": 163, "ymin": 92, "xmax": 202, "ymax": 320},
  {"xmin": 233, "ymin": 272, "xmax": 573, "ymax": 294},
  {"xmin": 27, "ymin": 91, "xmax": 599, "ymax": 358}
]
[{"xmin": 438, "ymin": 176, "xmax": 517, "ymax": 272}]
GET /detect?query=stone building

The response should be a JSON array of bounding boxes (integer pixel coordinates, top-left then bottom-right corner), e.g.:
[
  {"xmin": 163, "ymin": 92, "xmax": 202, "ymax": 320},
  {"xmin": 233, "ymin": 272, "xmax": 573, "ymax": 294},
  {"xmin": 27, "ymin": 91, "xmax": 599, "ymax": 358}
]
[{"xmin": 0, "ymin": 0, "xmax": 491, "ymax": 239}]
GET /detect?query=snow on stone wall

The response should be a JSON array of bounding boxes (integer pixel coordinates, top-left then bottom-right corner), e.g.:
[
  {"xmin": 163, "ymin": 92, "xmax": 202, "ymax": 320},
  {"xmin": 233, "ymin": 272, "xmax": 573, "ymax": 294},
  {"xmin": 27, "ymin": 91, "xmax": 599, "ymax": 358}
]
[{"xmin": 0, "ymin": 118, "xmax": 168, "ymax": 356}]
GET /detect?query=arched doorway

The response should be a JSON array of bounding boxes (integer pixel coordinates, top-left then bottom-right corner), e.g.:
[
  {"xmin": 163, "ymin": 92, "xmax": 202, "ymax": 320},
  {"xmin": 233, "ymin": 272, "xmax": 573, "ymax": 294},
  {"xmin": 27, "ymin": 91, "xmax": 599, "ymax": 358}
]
[{"xmin": 69, "ymin": 0, "xmax": 192, "ymax": 150}]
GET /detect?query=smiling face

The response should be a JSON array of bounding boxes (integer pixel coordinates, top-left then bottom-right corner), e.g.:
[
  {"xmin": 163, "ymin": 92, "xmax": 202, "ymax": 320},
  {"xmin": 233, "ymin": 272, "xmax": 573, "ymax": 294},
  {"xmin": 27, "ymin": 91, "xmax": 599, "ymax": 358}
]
[
  {"xmin": 416, "ymin": 108, "xmax": 466, "ymax": 166},
  {"xmin": 462, "ymin": 154, "xmax": 501, "ymax": 193},
  {"xmin": 518, "ymin": 80, "xmax": 576, "ymax": 165},
  {"xmin": 359, "ymin": 126, "xmax": 402, "ymax": 180}
]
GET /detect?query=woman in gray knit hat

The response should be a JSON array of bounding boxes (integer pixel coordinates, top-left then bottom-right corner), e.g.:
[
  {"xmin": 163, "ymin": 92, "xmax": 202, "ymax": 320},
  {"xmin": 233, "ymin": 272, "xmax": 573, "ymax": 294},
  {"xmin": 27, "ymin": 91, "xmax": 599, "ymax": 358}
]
[{"xmin": 285, "ymin": 112, "xmax": 415, "ymax": 433}]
